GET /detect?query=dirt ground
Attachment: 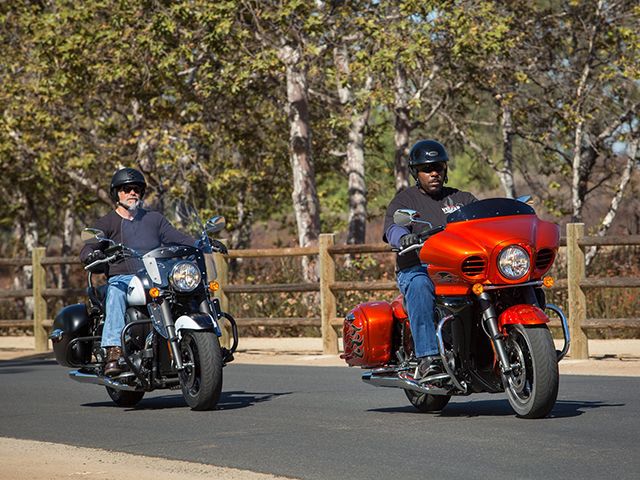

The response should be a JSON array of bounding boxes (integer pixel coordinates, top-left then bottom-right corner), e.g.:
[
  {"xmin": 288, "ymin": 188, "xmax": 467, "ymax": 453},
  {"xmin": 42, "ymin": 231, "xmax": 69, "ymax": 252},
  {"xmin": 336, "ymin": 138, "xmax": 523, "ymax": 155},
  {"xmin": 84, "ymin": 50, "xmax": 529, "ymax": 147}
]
[
  {"xmin": 0, "ymin": 437, "xmax": 295, "ymax": 480},
  {"xmin": 1, "ymin": 336, "xmax": 639, "ymax": 480}
]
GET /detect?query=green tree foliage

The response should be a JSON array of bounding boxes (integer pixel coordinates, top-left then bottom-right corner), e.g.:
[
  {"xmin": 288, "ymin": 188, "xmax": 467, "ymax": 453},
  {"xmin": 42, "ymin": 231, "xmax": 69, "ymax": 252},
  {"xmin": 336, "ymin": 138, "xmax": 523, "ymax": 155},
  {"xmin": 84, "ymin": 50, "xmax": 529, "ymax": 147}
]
[{"xmin": 1, "ymin": 0, "xmax": 638, "ymax": 259}]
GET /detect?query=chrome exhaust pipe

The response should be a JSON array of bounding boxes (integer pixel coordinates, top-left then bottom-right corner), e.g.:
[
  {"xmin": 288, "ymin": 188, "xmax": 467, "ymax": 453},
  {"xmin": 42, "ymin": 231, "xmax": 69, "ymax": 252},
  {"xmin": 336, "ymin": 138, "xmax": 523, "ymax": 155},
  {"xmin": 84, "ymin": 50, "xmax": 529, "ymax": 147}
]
[
  {"xmin": 68, "ymin": 370, "xmax": 143, "ymax": 392},
  {"xmin": 362, "ymin": 369, "xmax": 451, "ymax": 396}
]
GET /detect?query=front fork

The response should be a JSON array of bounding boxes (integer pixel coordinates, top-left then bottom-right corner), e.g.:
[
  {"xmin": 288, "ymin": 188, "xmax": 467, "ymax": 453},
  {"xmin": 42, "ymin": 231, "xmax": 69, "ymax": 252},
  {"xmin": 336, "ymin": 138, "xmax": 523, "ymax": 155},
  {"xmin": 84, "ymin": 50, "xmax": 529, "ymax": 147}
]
[
  {"xmin": 477, "ymin": 292, "xmax": 513, "ymax": 374},
  {"xmin": 160, "ymin": 299, "xmax": 185, "ymax": 370}
]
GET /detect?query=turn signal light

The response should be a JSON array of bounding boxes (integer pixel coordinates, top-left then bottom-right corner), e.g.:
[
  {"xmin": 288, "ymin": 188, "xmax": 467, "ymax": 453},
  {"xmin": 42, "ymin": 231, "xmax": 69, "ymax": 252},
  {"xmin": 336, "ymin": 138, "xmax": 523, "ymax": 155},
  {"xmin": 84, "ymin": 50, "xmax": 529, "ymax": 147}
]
[
  {"xmin": 543, "ymin": 276, "xmax": 555, "ymax": 288},
  {"xmin": 208, "ymin": 281, "xmax": 220, "ymax": 292},
  {"xmin": 472, "ymin": 283, "xmax": 484, "ymax": 295},
  {"xmin": 149, "ymin": 287, "xmax": 161, "ymax": 298}
]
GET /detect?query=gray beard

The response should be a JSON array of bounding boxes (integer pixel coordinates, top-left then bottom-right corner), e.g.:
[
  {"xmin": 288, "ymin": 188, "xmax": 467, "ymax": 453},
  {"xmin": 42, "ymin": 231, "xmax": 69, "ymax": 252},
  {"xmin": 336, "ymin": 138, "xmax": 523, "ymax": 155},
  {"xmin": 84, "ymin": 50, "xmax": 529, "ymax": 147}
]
[{"xmin": 119, "ymin": 199, "xmax": 142, "ymax": 213}]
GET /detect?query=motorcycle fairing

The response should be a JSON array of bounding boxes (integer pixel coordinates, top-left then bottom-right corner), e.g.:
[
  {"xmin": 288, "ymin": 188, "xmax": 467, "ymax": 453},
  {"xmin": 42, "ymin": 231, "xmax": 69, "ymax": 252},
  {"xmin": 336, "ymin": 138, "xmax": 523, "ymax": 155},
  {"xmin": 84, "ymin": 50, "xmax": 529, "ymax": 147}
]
[
  {"xmin": 423, "ymin": 215, "xmax": 559, "ymax": 295},
  {"xmin": 497, "ymin": 304, "xmax": 549, "ymax": 331}
]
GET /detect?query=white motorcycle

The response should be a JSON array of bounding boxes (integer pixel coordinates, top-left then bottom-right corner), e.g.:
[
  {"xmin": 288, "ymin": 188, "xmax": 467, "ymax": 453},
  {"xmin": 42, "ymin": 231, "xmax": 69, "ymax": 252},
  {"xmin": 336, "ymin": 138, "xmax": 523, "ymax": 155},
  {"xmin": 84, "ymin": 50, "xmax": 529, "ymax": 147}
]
[{"xmin": 50, "ymin": 215, "xmax": 237, "ymax": 410}]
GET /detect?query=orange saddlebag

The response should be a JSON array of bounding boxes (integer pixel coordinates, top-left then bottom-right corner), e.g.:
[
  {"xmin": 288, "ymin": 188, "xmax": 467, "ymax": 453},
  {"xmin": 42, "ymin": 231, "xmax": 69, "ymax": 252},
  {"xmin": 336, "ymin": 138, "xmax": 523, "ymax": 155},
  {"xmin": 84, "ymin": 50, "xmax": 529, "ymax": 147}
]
[{"xmin": 341, "ymin": 301, "xmax": 394, "ymax": 368}]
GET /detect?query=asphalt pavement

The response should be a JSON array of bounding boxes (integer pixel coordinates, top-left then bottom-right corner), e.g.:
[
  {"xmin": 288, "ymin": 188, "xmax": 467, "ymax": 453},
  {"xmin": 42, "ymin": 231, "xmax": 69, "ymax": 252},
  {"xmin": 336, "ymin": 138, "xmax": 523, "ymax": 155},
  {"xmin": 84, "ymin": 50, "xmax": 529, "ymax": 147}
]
[{"xmin": 0, "ymin": 356, "xmax": 639, "ymax": 480}]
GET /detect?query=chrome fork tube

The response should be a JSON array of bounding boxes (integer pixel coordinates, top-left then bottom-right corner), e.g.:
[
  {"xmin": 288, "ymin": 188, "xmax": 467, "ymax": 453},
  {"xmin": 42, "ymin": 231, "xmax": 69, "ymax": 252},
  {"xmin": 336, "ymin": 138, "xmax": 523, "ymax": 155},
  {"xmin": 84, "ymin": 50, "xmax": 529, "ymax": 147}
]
[
  {"xmin": 477, "ymin": 292, "xmax": 512, "ymax": 374},
  {"xmin": 160, "ymin": 299, "xmax": 184, "ymax": 370}
]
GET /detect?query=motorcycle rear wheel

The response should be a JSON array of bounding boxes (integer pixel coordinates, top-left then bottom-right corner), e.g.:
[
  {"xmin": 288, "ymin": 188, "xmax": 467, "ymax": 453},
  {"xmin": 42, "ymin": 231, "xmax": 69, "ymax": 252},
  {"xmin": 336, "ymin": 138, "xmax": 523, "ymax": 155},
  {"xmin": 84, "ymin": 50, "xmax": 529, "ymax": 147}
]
[
  {"xmin": 404, "ymin": 389, "xmax": 451, "ymax": 413},
  {"xmin": 504, "ymin": 324, "xmax": 558, "ymax": 419},
  {"xmin": 105, "ymin": 387, "xmax": 145, "ymax": 408},
  {"xmin": 179, "ymin": 331, "xmax": 223, "ymax": 411}
]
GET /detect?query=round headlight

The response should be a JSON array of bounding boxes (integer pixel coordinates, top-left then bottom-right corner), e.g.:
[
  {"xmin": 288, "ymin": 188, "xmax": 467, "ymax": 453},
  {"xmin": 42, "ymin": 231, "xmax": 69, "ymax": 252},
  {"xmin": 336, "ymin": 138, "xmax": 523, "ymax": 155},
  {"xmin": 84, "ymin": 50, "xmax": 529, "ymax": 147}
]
[
  {"xmin": 497, "ymin": 245, "xmax": 530, "ymax": 280},
  {"xmin": 170, "ymin": 261, "xmax": 201, "ymax": 292}
]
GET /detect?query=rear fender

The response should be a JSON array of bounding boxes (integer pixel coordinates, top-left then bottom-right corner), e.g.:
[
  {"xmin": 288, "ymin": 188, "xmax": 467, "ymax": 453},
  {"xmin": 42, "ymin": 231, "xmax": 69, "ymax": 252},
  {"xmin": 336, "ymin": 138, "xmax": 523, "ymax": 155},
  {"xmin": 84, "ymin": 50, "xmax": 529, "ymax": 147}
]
[{"xmin": 498, "ymin": 304, "xmax": 549, "ymax": 332}]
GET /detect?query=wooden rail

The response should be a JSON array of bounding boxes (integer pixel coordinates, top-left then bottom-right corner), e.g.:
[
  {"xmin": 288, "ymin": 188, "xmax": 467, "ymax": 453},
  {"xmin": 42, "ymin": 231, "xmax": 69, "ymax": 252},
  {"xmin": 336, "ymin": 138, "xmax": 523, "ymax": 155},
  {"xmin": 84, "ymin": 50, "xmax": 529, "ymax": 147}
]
[{"xmin": 1, "ymin": 224, "xmax": 639, "ymax": 357}]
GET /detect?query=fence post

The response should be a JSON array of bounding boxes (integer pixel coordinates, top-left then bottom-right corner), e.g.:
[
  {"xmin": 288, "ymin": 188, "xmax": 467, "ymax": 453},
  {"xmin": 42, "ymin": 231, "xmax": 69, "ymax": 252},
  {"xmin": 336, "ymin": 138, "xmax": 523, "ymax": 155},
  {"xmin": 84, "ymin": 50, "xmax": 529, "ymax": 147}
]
[
  {"xmin": 319, "ymin": 233, "xmax": 338, "ymax": 354},
  {"xmin": 566, "ymin": 223, "xmax": 589, "ymax": 359},
  {"xmin": 212, "ymin": 241, "xmax": 231, "ymax": 349},
  {"xmin": 32, "ymin": 247, "xmax": 48, "ymax": 352}
]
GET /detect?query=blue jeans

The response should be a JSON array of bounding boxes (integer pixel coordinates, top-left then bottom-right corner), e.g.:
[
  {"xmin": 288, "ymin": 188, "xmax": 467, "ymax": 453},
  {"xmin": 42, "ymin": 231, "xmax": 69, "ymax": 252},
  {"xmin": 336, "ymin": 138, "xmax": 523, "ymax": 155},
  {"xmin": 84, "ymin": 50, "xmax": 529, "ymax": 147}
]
[
  {"xmin": 101, "ymin": 275, "xmax": 133, "ymax": 348},
  {"xmin": 396, "ymin": 265, "xmax": 438, "ymax": 358}
]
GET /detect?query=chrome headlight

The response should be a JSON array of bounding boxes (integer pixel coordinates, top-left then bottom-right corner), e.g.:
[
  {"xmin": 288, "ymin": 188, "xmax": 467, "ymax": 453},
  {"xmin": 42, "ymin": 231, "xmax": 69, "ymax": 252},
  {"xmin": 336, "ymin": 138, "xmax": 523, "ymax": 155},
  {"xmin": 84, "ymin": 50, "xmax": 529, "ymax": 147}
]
[
  {"xmin": 497, "ymin": 245, "xmax": 530, "ymax": 280},
  {"xmin": 170, "ymin": 261, "xmax": 201, "ymax": 292}
]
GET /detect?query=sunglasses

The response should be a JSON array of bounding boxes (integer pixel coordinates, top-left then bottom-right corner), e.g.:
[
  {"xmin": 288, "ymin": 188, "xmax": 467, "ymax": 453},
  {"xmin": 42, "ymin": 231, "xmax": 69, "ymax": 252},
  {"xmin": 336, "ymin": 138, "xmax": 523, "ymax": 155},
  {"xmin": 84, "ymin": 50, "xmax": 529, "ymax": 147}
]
[
  {"xmin": 118, "ymin": 185, "xmax": 143, "ymax": 195},
  {"xmin": 416, "ymin": 162, "xmax": 446, "ymax": 174}
]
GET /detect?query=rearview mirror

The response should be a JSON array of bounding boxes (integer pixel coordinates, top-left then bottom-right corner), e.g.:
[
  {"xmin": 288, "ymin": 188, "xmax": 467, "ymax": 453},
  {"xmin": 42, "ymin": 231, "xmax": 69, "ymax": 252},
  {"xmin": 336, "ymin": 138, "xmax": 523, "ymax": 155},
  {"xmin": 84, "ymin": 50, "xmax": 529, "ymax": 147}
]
[
  {"xmin": 205, "ymin": 216, "xmax": 226, "ymax": 234},
  {"xmin": 393, "ymin": 209, "xmax": 419, "ymax": 227},
  {"xmin": 81, "ymin": 228, "xmax": 106, "ymax": 243}
]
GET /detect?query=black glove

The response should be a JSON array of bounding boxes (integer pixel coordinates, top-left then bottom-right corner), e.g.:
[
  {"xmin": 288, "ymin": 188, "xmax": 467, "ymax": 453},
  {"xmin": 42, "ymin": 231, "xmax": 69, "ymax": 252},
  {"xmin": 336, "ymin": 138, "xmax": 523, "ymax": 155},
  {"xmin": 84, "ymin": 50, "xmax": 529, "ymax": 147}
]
[
  {"xmin": 400, "ymin": 233, "xmax": 421, "ymax": 249},
  {"xmin": 85, "ymin": 249, "xmax": 106, "ymax": 265}
]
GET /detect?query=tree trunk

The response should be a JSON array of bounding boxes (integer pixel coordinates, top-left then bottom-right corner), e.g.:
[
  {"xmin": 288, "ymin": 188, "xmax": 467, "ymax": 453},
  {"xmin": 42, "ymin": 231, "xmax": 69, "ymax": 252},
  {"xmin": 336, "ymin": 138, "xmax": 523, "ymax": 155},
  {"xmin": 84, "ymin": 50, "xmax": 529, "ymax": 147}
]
[
  {"xmin": 570, "ymin": 0, "xmax": 602, "ymax": 222},
  {"xmin": 585, "ymin": 137, "xmax": 638, "ymax": 265},
  {"xmin": 59, "ymin": 206, "xmax": 74, "ymax": 288},
  {"xmin": 334, "ymin": 43, "xmax": 371, "ymax": 244},
  {"xmin": 278, "ymin": 45, "xmax": 321, "ymax": 281},
  {"xmin": 346, "ymin": 110, "xmax": 369, "ymax": 245},
  {"xmin": 12, "ymin": 218, "xmax": 38, "ymax": 322},
  {"xmin": 393, "ymin": 63, "xmax": 411, "ymax": 192},
  {"xmin": 499, "ymin": 100, "xmax": 517, "ymax": 198}
]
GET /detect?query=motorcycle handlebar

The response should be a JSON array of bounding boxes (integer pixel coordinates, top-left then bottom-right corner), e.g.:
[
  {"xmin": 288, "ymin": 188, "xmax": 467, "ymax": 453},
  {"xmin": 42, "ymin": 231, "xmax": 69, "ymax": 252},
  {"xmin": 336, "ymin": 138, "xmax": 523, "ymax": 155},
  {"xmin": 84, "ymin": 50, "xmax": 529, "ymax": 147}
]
[
  {"xmin": 397, "ymin": 225, "xmax": 445, "ymax": 256},
  {"xmin": 84, "ymin": 253, "xmax": 120, "ymax": 271}
]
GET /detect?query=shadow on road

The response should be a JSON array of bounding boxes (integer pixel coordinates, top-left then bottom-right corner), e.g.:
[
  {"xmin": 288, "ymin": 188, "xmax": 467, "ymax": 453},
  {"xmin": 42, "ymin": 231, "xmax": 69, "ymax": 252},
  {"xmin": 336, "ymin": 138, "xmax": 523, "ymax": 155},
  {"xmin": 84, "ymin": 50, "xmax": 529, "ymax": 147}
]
[
  {"xmin": 369, "ymin": 399, "xmax": 512, "ymax": 417},
  {"xmin": 369, "ymin": 398, "xmax": 625, "ymax": 418},
  {"xmin": 548, "ymin": 400, "xmax": 625, "ymax": 418},
  {"xmin": 82, "ymin": 390, "xmax": 292, "ymax": 411},
  {"xmin": 0, "ymin": 358, "xmax": 57, "ymax": 375}
]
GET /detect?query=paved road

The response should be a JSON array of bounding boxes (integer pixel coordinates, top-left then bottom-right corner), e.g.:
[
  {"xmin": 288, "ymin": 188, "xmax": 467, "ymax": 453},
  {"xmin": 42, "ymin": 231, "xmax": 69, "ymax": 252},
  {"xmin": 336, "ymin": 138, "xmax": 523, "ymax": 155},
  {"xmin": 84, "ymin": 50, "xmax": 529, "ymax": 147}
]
[{"xmin": 1, "ymin": 358, "xmax": 639, "ymax": 480}]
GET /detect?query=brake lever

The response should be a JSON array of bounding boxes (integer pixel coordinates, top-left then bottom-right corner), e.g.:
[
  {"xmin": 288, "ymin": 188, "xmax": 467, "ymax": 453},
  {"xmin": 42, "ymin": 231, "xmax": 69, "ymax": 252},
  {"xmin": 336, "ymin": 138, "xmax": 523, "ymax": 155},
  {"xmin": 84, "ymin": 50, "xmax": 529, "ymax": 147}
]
[
  {"xmin": 83, "ymin": 253, "xmax": 119, "ymax": 271},
  {"xmin": 398, "ymin": 242, "xmax": 424, "ymax": 256}
]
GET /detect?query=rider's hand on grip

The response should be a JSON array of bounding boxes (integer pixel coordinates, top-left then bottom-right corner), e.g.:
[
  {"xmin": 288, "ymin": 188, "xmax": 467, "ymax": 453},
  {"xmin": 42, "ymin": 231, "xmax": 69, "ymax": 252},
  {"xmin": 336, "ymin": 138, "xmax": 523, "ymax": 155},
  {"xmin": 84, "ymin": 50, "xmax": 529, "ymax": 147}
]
[
  {"xmin": 85, "ymin": 249, "xmax": 106, "ymax": 265},
  {"xmin": 400, "ymin": 233, "xmax": 421, "ymax": 249}
]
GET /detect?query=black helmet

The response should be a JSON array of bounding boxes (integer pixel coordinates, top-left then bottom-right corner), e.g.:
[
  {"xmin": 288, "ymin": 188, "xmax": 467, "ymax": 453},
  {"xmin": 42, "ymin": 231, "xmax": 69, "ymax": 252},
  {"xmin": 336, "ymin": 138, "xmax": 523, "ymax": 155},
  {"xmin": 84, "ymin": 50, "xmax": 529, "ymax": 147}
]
[
  {"xmin": 109, "ymin": 168, "xmax": 146, "ymax": 202},
  {"xmin": 408, "ymin": 139, "xmax": 449, "ymax": 180}
]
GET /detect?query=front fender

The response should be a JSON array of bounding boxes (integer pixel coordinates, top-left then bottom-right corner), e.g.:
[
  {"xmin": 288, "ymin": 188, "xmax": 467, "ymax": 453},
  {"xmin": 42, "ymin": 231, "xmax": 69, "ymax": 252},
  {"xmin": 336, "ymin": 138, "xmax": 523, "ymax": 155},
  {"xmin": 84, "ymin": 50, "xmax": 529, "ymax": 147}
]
[
  {"xmin": 498, "ymin": 304, "xmax": 549, "ymax": 332},
  {"xmin": 175, "ymin": 313, "xmax": 221, "ymax": 337}
]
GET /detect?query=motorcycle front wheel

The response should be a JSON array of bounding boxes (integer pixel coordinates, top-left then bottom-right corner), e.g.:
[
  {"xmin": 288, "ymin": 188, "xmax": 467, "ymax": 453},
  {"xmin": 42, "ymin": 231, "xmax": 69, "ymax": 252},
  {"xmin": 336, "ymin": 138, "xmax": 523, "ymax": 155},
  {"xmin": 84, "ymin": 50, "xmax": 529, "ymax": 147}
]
[
  {"xmin": 179, "ymin": 331, "xmax": 223, "ymax": 411},
  {"xmin": 504, "ymin": 324, "xmax": 558, "ymax": 419},
  {"xmin": 404, "ymin": 389, "xmax": 451, "ymax": 413}
]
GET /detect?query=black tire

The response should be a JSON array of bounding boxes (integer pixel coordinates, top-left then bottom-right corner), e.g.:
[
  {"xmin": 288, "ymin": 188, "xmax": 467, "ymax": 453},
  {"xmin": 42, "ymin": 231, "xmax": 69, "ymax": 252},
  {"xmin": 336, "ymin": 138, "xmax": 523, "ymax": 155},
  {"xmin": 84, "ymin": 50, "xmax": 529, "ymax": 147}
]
[
  {"xmin": 105, "ymin": 387, "xmax": 145, "ymax": 408},
  {"xmin": 404, "ymin": 389, "xmax": 451, "ymax": 413},
  {"xmin": 504, "ymin": 324, "xmax": 559, "ymax": 419},
  {"xmin": 179, "ymin": 331, "xmax": 223, "ymax": 411}
]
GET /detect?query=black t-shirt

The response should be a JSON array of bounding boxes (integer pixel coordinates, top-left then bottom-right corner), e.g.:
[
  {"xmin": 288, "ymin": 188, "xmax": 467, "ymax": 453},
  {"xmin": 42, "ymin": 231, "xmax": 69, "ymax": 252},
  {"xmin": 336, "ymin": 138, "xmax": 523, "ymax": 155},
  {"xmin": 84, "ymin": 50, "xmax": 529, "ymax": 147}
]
[{"xmin": 383, "ymin": 185, "xmax": 477, "ymax": 271}]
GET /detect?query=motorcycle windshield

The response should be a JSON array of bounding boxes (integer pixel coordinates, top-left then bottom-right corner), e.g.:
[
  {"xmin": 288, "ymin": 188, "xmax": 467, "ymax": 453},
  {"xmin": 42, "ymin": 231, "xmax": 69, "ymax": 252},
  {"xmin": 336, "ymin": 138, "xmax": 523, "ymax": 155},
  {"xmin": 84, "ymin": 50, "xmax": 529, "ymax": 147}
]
[
  {"xmin": 447, "ymin": 198, "xmax": 535, "ymax": 224},
  {"xmin": 142, "ymin": 245, "xmax": 205, "ymax": 286}
]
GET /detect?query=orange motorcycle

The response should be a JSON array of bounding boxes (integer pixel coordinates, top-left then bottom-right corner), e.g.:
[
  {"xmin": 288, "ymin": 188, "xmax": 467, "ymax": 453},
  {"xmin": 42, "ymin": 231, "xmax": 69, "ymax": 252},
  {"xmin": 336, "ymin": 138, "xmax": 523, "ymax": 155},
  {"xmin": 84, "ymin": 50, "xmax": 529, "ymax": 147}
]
[{"xmin": 341, "ymin": 197, "xmax": 570, "ymax": 418}]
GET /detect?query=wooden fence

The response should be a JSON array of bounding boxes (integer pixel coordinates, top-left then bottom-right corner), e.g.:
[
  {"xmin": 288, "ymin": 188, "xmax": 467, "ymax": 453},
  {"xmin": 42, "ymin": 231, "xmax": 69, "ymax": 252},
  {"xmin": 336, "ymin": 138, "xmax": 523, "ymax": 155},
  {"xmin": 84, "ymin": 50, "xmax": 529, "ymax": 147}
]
[{"xmin": 1, "ymin": 223, "xmax": 639, "ymax": 359}]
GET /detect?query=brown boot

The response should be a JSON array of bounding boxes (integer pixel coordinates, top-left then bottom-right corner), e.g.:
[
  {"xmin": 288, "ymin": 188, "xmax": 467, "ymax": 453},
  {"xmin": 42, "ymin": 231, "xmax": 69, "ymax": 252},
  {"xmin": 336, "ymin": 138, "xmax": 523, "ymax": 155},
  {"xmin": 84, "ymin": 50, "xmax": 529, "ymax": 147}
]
[{"xmin": 104, "ymin": 347, "xmax": 123, "ymax": 377}]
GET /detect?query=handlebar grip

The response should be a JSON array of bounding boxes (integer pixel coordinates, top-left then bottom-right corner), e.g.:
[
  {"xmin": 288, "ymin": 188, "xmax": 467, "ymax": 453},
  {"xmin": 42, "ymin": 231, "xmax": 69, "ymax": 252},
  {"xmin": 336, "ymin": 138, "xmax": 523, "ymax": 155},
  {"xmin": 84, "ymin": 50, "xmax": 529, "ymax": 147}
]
[{"xmin": 418, "ymin": 225, "xmax": 445, "ymax": 241}]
